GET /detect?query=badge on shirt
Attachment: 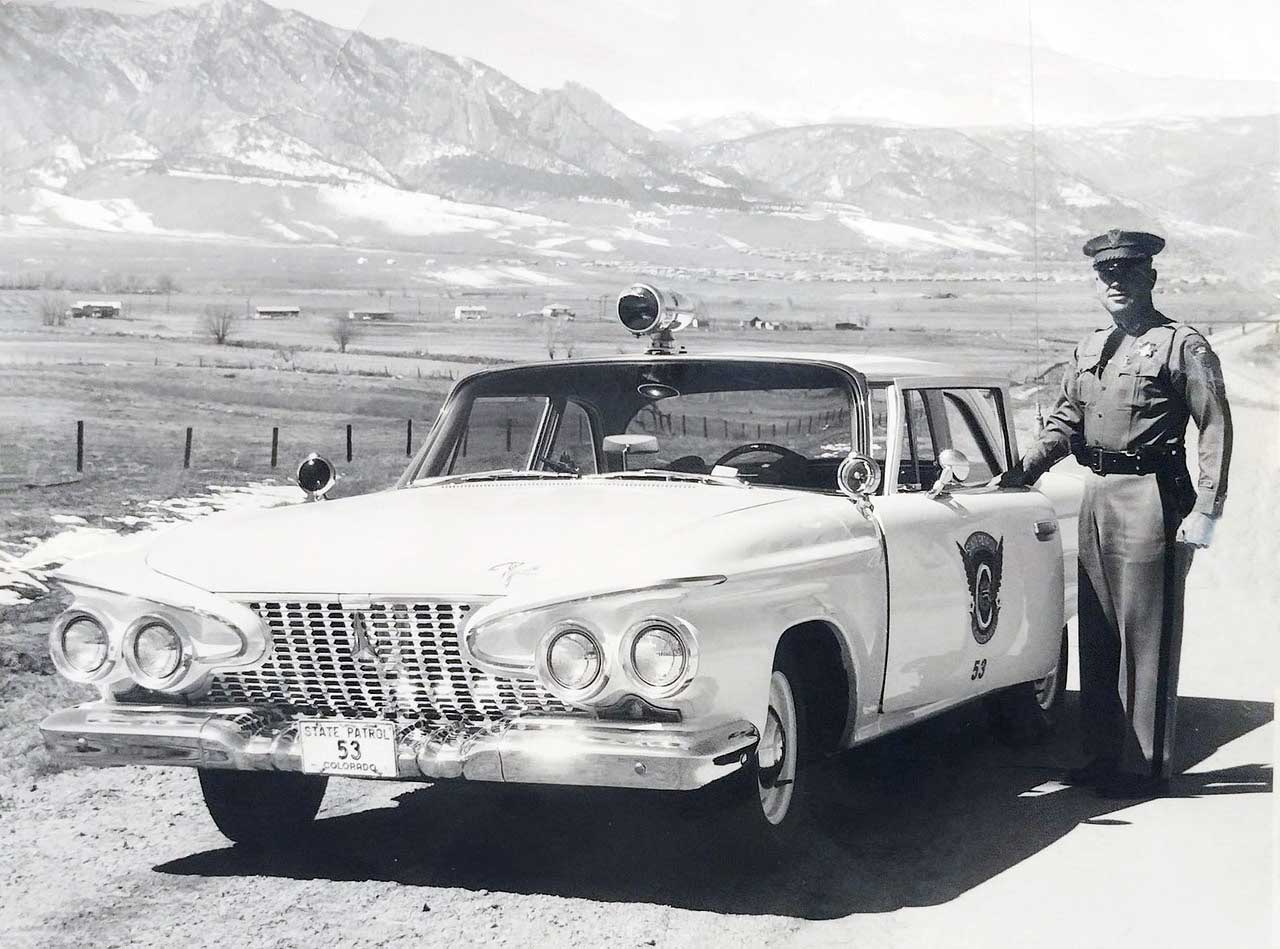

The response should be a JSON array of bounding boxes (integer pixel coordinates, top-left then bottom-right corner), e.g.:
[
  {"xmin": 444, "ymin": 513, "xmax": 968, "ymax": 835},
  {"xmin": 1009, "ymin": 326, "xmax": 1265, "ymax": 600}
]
[{"xmin": 1139, "ymin": 341, "xmax": 1159, "ymax": 359}]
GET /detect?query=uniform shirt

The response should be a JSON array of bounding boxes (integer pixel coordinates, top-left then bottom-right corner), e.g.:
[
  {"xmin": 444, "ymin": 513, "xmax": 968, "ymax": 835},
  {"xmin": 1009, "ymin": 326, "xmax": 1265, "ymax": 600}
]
[{"xmin": 1022, "ymin": 312, "xmax": 1232, "ymax": 516}]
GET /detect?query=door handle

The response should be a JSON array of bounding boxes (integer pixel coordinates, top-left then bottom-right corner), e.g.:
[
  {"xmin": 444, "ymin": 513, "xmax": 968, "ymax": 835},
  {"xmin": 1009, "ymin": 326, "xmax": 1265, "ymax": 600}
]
[{"xmin": 1034, "ymin": 520, "xmax": 1058, "ymax": 541}]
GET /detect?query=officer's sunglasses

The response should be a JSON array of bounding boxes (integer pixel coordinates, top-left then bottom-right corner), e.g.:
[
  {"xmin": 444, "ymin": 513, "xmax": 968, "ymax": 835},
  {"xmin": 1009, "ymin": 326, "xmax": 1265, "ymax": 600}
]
[{"xmin": 1093, "ymin": 259, "xmax": 1149, "ymax": 280}]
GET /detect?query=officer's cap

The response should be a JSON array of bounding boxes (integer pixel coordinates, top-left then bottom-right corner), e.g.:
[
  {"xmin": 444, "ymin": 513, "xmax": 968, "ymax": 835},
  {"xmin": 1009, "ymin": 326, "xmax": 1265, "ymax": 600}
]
[{"xmin": 1083, "ymin": 229, "xmax": 1165, "ymax": 265}]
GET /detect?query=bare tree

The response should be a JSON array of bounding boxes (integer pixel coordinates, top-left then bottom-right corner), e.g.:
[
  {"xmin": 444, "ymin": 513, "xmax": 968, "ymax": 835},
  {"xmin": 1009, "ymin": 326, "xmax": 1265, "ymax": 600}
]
[
  {"xmin": 37, "ymin": 292, "xmax": 69, "ymax": 326},
  {"xmin": 330, "ymin": 316, "xmax": 359, "ymax": 353},
  {"xmin": 154, "ymin": 273, "xmax": 178, "ymax": 312},
  {"xmin": 202, "ymin": 304, "xmax": 238, "ymax": 345}
]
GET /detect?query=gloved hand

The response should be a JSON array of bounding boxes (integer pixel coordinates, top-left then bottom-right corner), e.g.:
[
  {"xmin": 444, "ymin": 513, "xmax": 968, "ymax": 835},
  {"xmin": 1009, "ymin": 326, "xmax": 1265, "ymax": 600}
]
[
  {"xmin": 1176, "ymin": 512, "xmax": 1217, "ymax": 548},
  {"xmin": 989, "ymin": 463, "xmax": 1028, "ymax": 489}
]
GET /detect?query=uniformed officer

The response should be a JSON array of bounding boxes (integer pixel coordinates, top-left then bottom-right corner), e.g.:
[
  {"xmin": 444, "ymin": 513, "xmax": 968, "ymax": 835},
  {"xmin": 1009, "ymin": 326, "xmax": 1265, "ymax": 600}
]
[{"xmin": 999, "ymin": 229, "xmax": 1232, "ymax": 798}]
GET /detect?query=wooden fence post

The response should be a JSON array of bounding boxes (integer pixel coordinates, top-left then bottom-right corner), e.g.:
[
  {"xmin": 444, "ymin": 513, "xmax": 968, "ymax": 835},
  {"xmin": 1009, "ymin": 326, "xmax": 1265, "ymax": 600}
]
[
  {"xmin": 346, "ymin": 424, "xmax": 353, "ymax": 462},
  {"xmin": 183, "ymin": 427, "xmax": 193, "ymax": 469},
  {"xmin": 271, "ymin": 427, "xmax": 279, "ymax": 467},
  {"xmin": 505, "ymin": 418, "xmax": 513, "ymax": 451},
  {"xmin": 406, "ymin": 419, "xmax": 413, "ymax": 457},
  {"xmin": 76, "ymin": 420, "xmax": 84, "ymax": 472}
]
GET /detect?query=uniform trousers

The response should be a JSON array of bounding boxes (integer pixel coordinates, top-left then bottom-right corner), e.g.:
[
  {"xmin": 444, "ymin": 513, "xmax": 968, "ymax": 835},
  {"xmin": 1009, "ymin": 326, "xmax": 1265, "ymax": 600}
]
[{"xmin": 1076, "ymin": 467, "xmax": 1196, "ymax": 779}]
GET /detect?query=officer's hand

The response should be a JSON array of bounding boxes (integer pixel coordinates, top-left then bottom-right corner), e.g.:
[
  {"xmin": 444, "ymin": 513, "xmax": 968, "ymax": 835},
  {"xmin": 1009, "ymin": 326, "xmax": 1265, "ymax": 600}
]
[
  {"xmin": 1176, "ymin": 512, "xmax": 1216, "ymax": 548},
  {"xmin": 990, "ymin": 465, "xmax": 1027, "ymax": 489}
]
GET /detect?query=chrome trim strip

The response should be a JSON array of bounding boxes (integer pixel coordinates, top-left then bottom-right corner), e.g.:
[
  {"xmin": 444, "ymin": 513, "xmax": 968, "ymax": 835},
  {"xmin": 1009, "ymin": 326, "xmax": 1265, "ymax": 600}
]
[{"xmin": 40, "ymin": 703, "xmax": 758, "ymax": 792}]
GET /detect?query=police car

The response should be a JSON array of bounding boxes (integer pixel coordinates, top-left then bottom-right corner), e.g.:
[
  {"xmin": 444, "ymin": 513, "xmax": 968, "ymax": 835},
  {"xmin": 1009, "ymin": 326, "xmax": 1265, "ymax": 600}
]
[{"xmin": 41, "ymin": 285, "xmax": 1083, "ymax": 845}]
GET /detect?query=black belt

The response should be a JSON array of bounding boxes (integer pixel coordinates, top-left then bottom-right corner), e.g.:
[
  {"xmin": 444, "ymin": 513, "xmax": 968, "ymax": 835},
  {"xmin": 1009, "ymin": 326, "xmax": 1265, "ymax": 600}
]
[{"xmin": 1078, "ymin": 444, "xmax": 1184, "ymax": 476}]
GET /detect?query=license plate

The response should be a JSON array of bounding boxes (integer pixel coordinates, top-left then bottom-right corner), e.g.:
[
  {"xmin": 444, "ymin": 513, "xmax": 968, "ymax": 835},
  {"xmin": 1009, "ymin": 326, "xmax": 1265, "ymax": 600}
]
[{"xmin": 298, "ymin": 719, "xmax": 398, "ymax": 778}]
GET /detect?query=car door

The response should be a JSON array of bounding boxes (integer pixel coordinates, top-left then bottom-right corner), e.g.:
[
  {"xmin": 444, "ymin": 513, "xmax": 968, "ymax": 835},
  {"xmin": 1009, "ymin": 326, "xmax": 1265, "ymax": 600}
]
[{"xmin": 873, "ymin": 383, "xmax": 1063, "ymax": 713}]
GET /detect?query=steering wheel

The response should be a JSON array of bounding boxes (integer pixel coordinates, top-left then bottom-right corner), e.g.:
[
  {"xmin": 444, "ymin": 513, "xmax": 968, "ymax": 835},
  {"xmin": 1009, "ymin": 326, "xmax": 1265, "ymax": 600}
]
[{"xmin": 713, "ymin": 443, "xmax": 809, "ymax": 485}]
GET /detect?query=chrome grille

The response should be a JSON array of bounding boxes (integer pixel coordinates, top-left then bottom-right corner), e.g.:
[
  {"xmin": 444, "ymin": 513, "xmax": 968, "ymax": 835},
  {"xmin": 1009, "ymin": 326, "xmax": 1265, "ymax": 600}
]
[{"xmin": 206, "ymin": 600, "xmax": 572, "ymax": 724}]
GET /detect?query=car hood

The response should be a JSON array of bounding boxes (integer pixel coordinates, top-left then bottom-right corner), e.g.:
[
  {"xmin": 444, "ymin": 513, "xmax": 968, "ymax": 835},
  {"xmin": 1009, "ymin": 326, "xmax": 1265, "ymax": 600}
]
[{"xmin": 140, "ymin": 480, "xmax": 802, "ymax": 598}]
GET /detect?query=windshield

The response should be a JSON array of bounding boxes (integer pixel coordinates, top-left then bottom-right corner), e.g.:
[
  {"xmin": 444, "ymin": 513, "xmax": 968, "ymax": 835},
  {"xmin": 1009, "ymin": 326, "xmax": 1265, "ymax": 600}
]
[{"xmin": 405, "ymin": 359, "xmax": 864, "ymax": 492}]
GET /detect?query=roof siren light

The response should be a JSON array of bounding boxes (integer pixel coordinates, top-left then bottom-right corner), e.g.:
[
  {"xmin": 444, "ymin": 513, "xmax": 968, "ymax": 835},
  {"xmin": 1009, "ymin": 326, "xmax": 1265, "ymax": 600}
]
[{"xmin": 617, "ymin": 284, "xmax": 699, "ymax": 354}]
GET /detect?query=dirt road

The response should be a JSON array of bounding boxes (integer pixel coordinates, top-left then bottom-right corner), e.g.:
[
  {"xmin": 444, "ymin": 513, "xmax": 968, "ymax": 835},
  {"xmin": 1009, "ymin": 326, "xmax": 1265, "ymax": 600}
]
[{"xmin": 1, "ymin": 331, "xmax": 1273, "ymax": 949}]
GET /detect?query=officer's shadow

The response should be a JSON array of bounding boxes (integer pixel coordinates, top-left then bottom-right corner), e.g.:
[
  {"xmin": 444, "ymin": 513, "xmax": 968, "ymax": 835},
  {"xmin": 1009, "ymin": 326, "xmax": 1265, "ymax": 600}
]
[{"xmin": 156, "ymin": 692, "xmax": 1271, "ymax": 919}]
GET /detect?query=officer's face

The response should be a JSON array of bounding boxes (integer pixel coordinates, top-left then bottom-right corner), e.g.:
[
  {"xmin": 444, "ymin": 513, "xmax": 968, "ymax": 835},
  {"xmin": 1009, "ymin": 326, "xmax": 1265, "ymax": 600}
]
[{"xmin": 1094, "ymin": 258, "xmax": 1155, "ymax": 316}]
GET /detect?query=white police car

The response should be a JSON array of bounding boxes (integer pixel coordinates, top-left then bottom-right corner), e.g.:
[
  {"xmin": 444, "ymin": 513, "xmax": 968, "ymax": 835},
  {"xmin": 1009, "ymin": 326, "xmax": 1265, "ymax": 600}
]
[{"xmin": 41, "ymin": 285, "xmax": 1082, "ymax": 845}]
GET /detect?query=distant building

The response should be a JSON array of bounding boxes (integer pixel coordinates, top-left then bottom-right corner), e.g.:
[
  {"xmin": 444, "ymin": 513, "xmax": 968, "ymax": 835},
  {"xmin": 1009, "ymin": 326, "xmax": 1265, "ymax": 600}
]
[
  {"xmin": 834, "ymin": 322, "xmax": 865, "ymax": 331},
  {"xmin": 739, "ymin": 316, "xmax": 783, "ymax": 331},
  {"xmin": 540, "ymin": 304, "xmax": 575, "ymax": 321},
  {"xmin": 453, "ymin": 305, "xmax": 488, "ymax": 321},
  {"xmin": 69, "ymin": 300, "xmax": 121, "ymax": 319},
  {"xmin": 254, "ymin": 306, "xmax": 300, "ymax": 320},
  {"xmin": 348, "ymin": 309, "xmax": 394, "ymax": 321}
]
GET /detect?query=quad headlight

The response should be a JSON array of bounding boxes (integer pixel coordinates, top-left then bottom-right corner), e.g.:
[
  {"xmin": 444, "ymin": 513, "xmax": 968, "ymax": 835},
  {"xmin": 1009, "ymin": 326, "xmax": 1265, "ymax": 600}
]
[
  {"xmin": 630, "ymin": 623, "xmax": 688, "ymax": 688},
  {"xmin": 545, "ymin": 625, "xmax": 602, "ymax": 693},
  {"xmin": 54, "ymin": 614, "xmax": 112, "ymax": 680},
  {"xmin": 623, "ymin": 618, "xmax": 697, "ymax": 696},
  {"xmin": 124, "ymin": 617, "xmax": 189, "ymax": 688}
]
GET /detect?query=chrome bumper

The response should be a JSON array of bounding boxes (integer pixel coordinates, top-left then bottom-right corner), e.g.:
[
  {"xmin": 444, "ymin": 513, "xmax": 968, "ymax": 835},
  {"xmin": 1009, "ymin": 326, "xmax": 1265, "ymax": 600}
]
[{"xmin": 40, "ymin": 704, "xmax": 758, "ymax": 791}]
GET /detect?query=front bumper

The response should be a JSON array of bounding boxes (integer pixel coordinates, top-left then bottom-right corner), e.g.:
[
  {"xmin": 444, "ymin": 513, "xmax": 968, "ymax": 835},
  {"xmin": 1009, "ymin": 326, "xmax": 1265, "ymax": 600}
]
[{"xmin": 40, "ymin": 704, "xmax": 758, "ymax": 791}]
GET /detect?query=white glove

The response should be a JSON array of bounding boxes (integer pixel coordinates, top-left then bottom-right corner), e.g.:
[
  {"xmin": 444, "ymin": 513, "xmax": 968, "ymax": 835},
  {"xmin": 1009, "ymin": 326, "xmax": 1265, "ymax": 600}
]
[{"xmin": 1176, "ymin": 512, "xmax": 1217, "ymax": 548}]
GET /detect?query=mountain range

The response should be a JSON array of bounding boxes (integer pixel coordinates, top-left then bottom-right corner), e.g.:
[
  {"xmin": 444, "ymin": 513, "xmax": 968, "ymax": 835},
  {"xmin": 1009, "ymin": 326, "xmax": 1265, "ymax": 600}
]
[{"xmin": 1, "ymin": 0, "xmax": 1276, "ymax": 282}]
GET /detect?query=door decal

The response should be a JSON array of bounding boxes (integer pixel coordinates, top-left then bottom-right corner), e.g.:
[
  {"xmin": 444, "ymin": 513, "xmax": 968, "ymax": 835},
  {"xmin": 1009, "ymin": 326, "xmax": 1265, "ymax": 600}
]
[{"xmin": 957, "ymin": 531, "xmax": 1004, "ymax": 644}]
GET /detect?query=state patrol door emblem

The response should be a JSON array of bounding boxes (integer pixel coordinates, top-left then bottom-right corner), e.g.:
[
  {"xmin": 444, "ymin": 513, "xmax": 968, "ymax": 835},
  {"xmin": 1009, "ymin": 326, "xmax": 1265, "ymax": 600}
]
[{"xmin": 957, "ymin": 531, "xmax": 1004, "ymax": 644}]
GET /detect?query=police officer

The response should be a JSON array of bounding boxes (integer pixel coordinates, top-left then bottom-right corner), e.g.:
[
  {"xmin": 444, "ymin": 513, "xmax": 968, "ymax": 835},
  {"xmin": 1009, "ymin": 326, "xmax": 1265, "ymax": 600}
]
[{"xmin": 999, "ymin": 229, "xmax": 1232, "ymax": 798}]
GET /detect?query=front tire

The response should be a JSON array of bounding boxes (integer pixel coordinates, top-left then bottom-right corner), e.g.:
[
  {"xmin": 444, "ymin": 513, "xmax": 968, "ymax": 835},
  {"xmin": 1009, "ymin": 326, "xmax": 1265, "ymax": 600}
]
[
  {"xmin": 985, "ymin": 625, "xmax": 1068, "ymax": 745},
  {"xmin": 716, "ymin": 652, "xmax": 809, "ymax": 844},
  {"xmin": 198, "ymin": 769, "xmax": 328, "ymax": 848}
]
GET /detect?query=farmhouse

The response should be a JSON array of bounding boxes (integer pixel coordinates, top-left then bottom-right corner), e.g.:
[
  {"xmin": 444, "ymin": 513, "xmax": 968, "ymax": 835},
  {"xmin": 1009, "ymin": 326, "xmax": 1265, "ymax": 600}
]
[
  {"xmin": 253, "ymin": 305, "xmax": 301, "ymax": 320},
  {"xmin": 69, "ymin": 300, "xmax": 121, "ymax": 319},
  {"xmin": 739, "ymin": 316, "xmax": 784, "ymax": 331},
  {"xmin": 540, "ymin": 304, "xmax": 576, "ymax": 321},
  {"xmin": 453, "ymin": 305, "xmax": 488, "ymax": 321},
  {"xmin": 348, "ymin": 309, "xmax": 394, "ymax": 321}
]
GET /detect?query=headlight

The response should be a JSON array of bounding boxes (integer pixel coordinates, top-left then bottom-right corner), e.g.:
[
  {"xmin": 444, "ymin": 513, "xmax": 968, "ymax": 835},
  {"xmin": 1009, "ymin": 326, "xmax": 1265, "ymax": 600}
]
[
  {"xmin": 125, "ymin": 618, "xmax": 186, "ymax": 686},
  {"xmin": 59, "ymin": 616, "xmax": 110, "ymax": 677},
  {"xmin": 546, "ymin": 626, "xmax": 602, "ymax": 692},
  {"xmin": 630, "ymin": 623, "xmax": 688, "ymax": 688}
]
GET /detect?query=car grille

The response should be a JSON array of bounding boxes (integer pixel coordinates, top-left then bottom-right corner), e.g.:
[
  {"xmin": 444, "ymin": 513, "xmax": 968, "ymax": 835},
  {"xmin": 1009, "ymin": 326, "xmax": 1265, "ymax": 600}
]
[{"xmin": 204, "ymin": 599, "xmax": 573, "ymax": 724}]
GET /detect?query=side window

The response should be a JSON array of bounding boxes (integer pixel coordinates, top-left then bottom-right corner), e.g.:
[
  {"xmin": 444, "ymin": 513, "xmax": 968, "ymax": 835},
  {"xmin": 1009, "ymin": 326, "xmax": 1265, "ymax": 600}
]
[
  {"xmin": 449, "ymin": 396, "xmax": 547, "ymax": 474},
  {"xmin": 898, "ymin": 389, "xmax": 937, "ymax": 491},
  {"xmin": 868, "ymin": 386, "xmax": 890, "ymax": 463},
  {"xmin": 938, "ymin": 390, "xmax": 1005, "ymax": 481},
  {"xmin": 548, "ymin": 401, "xmax": 598, "ymax": 474}
]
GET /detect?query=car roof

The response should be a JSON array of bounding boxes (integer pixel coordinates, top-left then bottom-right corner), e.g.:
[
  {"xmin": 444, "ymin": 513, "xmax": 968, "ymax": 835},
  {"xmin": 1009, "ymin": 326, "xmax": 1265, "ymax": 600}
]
[{"xmin": 510, "ymin": 350, "xmax": 973, "ymax": 385}]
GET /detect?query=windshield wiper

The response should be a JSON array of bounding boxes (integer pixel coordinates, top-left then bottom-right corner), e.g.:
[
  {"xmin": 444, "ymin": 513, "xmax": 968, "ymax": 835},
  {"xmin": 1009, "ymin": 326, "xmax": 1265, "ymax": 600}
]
[
  {"xmin": 417, "ymin": 469, "xmax": 581, "ymax": 487},
  {"xmin": 592, "ymin": 469, "xmax": 747, "ymax": 486}
]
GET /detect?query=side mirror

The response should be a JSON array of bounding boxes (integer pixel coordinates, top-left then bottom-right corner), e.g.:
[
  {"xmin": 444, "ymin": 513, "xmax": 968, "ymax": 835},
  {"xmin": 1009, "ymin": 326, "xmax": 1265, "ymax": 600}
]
[
  {"xmin": 836, "ymin": 452, "xmax": 881, "ymax": 499},
  {"xmin": 603, "ymin": 434, "xmax": 659, "ymax": 471},
  {"xmin": 296, "ymin": 453, "xmax": 337, "ymax": 501},
  {"xmin": 928, "ymin": 448, "xmax": 971, "ymax": 499}
]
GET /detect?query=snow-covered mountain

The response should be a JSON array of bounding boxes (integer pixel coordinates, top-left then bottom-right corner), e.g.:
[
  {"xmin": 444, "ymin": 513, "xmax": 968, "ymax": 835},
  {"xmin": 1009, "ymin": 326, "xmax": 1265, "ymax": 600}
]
[{"xmin": 0, "ymin": 0, "xmax": 1275, "ymax": 275}]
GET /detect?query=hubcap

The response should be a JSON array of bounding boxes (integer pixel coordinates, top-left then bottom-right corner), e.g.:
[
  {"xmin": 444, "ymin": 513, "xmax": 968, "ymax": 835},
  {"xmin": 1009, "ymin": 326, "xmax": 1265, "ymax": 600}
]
[{"xmin": 757, "ymin": 670, "xmax": 797, "ymax": 826}]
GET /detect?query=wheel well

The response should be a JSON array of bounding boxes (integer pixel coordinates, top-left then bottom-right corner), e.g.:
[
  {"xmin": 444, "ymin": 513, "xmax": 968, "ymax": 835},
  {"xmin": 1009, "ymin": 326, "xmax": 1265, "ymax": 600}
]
[{"xmin": 776, "ymin": 621, "xmax": 852, "ymax": 759}]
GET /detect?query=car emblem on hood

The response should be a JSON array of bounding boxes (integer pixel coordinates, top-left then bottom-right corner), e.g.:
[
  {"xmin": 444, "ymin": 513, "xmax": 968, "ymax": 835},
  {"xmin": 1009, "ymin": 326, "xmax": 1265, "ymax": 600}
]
[{"xmin": 489, "ymin": 561, "xmax": 540, "ymax": 588}]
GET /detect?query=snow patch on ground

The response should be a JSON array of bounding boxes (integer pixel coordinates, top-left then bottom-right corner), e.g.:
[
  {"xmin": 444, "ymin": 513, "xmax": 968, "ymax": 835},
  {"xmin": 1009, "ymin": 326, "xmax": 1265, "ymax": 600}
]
[
  {"xmin": 319, "ymin": 183, "xmax": 554, "ymax": 236},
  {"xmin": 720, "ymin": 234, "xmax": 751, "ymax": 252},
  {"xmin": 839, "ymin": 216, "xmax": 1018, "ymax": 256},
  {"xmin": 1059, "ymin": 182, "xmax": 1111, "ymax": 208},
  {"xmin": 612, "ymin": 227, "xmax": 671, "ymax": 247},
  {"xmin": 28, "ymin": 189, "xmax": 158, "ymax": 234},
  {"xmin": 584, "ymin": 239, "xmax": 615, "ymax": 252},
  {"xmin": 433, "ymin": 266, "xmax": 568, "ymax": 288},
  {"xmin": 0, "ymin": 482, "xmax": 300, "ymax": 607}
]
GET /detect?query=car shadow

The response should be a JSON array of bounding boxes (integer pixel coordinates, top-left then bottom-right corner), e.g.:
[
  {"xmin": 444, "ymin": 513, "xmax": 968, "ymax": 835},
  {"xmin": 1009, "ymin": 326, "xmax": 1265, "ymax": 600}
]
[{"xmin": 156, "ymin": 693, "xmax": 1272, "ymax": 919}]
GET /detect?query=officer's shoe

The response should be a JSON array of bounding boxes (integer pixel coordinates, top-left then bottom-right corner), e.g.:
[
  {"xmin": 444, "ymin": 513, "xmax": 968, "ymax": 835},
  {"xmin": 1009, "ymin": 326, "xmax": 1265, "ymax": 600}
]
[
  {"xmin": 1063, "ymin": 759, "xmax": 1117, "ymax": 786},
  {"xmin": 1095, "ymin": 774, "xmax": 1169, "ymax": 800}
]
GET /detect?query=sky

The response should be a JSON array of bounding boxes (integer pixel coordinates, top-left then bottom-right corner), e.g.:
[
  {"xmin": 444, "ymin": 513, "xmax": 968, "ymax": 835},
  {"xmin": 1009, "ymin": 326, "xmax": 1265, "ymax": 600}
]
[{"xmin": 41, "ymin": 0, "xmax": 1280, "ymax": 126}]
